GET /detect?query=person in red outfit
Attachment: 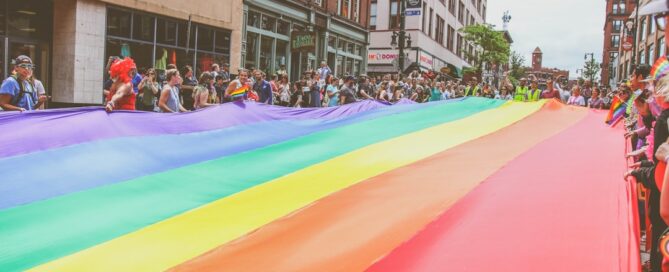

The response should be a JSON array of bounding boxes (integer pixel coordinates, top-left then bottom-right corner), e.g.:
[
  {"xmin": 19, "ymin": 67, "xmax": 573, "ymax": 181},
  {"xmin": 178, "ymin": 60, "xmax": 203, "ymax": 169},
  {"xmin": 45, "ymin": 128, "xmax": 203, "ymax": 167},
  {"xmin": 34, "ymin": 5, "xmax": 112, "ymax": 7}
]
[{"xmin": 105, "ymin": 58, "xmax": 137, "ymax": 112}]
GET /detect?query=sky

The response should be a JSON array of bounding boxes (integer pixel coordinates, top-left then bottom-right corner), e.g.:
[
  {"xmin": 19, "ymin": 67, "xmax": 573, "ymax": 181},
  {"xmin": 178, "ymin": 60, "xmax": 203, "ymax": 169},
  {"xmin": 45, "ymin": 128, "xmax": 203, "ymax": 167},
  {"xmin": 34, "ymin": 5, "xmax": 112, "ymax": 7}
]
[{"xmin": 486, "ymin": 0, "xmax": 605, "ymax": 79}]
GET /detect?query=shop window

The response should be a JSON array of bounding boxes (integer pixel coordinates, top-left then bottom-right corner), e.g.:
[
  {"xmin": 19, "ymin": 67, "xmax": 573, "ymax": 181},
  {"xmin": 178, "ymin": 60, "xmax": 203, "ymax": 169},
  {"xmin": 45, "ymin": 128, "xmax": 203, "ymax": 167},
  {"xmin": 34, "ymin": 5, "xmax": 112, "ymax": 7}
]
[
  {"xmin": 338, "ymin": 40, "xmax": 346, "ymax": 51},
  {"xmin": 347, "ymin": 43, "xmax": 354, "ymax": 53},
  {"xmin": 277, "ymin": 20, "xmax": 290, "ymax": 35},
  {"xmin": 177, "ymin": 22, "xmax": 195, "ymax": 49},
  {"xmin": 248, "ymin": 11, "xmax": 261, "ymax": 28},
  {"xmin": 345, "ymin": 58, "xmax": 353, "ymax": 75},
  {"xmin": 7, "ymin": 1, "xmax": 52, "ymax": 39},
  {"xmin": 106, "ymin": 38, "xmax": 153, "ymax": 69},
  {"xmin": 133, "ymin": 14, "xmax": 154, "ymax": 42},
  {"xmin": 246, "ymin": 32, "xmax": 258, "ymax": 69},
  {"xmin": 353, "ymin": 60, "xmax": 360, "ymax": 75},
  {"xmin": 157, "ymin": 19, "xmax": 177, "ymax": 45},
  {"xmin": 355, "ymin": 45, "xmax": 361, "ymax": 56},
  {"xmin": 336, "ymin": 56, "xmax": 344, "ymax": 77},
  {"xmin": 259, "ymin": 36, "xmax": 273, "ymax": 73},
  {"xmin": 329, "ymin": 36, "xmax": 337, "ymax": 49},
  {"xmin": 107, "ymin": 8, "xmax": 131, "ymax": 38},
  {"xmin": 174, "ymin": 49, "xmax": 194, "ymax": 71},
  {"xmin": 198, "ymin": 27, "xmax": 214, "ymax": 52},
  {"xmin": 261, "ymin": 15, "xmax": 275, "ymax": 32},
  {"xmin": 215, "ymin": 30, "xmax": 231, "ymax": 54},
  {"xmin": 276, "ymin": 40, "xmax": 288, "ymax": 74}
]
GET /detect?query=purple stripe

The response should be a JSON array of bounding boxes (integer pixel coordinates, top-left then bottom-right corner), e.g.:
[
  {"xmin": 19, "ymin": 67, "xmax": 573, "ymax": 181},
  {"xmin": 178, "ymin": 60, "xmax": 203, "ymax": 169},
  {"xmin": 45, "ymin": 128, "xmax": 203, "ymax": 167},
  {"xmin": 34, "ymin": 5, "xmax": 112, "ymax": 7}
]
[{"xmin": 0, "ymin": 99, "xmax": 415, "ymax": 158}]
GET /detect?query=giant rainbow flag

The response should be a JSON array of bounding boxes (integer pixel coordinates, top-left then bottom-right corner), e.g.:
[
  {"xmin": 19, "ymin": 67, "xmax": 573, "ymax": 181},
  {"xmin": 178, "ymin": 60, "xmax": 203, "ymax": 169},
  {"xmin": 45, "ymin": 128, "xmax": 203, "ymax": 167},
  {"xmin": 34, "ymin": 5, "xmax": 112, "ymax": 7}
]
[{"xmin": 0, "ymin": 98, "xmax": 639, "ymax": 271}]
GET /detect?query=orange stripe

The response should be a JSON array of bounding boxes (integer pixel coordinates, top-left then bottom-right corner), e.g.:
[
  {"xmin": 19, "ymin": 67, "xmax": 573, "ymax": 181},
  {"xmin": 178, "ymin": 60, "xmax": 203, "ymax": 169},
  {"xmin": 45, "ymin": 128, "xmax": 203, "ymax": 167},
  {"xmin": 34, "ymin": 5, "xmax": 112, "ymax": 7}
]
[{"xmin": 170, "ymin": 101, "xmax": 588, "ymax": 272}]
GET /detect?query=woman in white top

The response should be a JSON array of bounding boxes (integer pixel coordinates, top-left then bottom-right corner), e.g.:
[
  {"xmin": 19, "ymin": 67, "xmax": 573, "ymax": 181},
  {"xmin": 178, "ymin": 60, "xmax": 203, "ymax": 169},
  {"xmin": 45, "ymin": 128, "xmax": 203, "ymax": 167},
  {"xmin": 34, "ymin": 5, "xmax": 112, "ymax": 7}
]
[
  {"xmin": 158, "ymin": 69, "xmax": 189, "ymax": 113},
  {"xmin": 567, "ymin": 86, "xmax": 586, "ymax": 106}
]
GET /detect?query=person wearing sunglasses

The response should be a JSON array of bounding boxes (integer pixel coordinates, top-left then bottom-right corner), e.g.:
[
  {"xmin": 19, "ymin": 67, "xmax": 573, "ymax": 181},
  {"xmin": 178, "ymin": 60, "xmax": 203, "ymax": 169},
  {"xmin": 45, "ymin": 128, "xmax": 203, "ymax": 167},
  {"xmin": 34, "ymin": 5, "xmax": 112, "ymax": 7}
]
[{"xmin": 0, "ymin": 55, "xmax": 46, "ymax": 111}]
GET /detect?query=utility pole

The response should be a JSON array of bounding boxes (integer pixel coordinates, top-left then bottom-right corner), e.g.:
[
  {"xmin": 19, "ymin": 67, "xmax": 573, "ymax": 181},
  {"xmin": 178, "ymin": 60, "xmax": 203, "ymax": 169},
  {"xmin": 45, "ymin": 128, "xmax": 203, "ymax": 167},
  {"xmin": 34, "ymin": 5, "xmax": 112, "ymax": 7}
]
[{"xmin": 398, "ymin": 0, "xmax": 406, "ymax": 78}]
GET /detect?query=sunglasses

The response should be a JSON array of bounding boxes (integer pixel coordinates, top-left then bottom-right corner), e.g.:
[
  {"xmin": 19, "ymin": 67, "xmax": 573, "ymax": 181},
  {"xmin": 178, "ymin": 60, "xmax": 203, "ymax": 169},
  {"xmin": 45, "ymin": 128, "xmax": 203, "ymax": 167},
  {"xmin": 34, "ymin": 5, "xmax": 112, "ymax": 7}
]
[{"xmin": 17, "ymin": 64, "xmax": 34, "ymax": 70}]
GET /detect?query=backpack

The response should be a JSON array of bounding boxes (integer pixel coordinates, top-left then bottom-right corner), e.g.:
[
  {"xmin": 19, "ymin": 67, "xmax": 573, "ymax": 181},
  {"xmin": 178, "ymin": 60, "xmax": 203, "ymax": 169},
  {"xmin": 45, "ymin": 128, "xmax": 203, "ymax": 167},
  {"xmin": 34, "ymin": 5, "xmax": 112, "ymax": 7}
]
[{"xmin": 8, "ymin": 75, "xmax": 35, "ymax": 106}]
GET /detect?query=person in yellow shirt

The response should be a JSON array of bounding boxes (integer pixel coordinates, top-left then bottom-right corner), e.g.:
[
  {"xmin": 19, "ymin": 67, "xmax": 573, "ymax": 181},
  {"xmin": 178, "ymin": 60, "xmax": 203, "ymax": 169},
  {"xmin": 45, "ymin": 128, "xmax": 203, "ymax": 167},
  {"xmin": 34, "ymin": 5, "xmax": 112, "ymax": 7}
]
[{"xmin": 513, "ymin": 78, "xmax": 529, "ymax": 101}]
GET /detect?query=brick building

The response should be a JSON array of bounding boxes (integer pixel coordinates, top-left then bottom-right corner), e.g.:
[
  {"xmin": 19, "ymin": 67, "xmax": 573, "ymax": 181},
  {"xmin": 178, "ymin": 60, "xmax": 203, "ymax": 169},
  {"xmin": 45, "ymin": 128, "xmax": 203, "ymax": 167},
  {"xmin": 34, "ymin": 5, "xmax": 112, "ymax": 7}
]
[
  {"xmin": 614, "ymin": 0, "xmax": 666, "ymax": 86},
  {"xmin": 524, "ymin": 47, "xmax": 569, "ymax": 86},
  {"xmin": 601, "ymin": 0, "xmax": 636, "ymax": 87},
  {"xmin": 244, "ymin": 0, "xmax": 371, "ymax": 79}
]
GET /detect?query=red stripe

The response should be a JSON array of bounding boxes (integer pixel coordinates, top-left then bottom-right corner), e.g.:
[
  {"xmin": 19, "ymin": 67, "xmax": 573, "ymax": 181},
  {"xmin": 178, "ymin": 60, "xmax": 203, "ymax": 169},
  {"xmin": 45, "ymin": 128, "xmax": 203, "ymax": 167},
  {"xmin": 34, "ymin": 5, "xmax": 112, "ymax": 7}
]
[{"xmin": 367, "ymin": 112, "xmax": 638, "ymax": 272}]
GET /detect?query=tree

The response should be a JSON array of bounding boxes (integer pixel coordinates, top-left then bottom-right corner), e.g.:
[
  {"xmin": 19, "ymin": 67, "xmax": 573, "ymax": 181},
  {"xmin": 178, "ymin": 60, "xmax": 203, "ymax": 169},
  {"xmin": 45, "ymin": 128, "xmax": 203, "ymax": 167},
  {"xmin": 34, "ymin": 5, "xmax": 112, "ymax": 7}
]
[
  {"xmin": 509, "ymin": 51, "xmax": 525, "ymax": 80},
  {"xmin": 583, "ymin": 58, "xmax": 601, "ymax": 84},
  {"xmin": 459, "ymin": 24, "xmax": 511, "ymax": 75}
]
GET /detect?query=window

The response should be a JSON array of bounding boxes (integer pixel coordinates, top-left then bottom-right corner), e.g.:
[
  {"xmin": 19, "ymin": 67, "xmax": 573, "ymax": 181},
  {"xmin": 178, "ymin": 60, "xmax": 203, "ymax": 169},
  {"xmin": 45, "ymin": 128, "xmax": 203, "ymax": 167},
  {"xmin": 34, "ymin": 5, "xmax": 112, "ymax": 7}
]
[
  {"xmin": 470, "ymin": 15, "xmax": 474, "ymax": 26},
  {"xmin": 465, "ymin": 10, "xmax": 469, "ymax": 26},
  {"xmin": 422, "ymin": 2, "xmax": 427, "ymax": 32},
  {"xmin": 247, "ymin": 11, "xmax": 260, "ymax": 28},
  {"xmin": 107, "ymin": 8, "xmax": 131, "ymax": 38},
  {"xmin": 156, "ymin": 18, "xmax": 177, "ymax": 45},
  {"xmin": 340, "ymin": 0, "xmax": 350, "ymax": 18},
  {"xmin": 448, "ymin": 0, "xmax": 456, "ymax": 15},
  {"xmin": 640, "ymin": 49, "xmax": 646, "ymax": 64},
  {"xmin": 456, "ymin": 34, "xmax": 462, "ymax": 57},
  {"xmin": 389, "ymin": 0, "xmax": 399, "ymax": 29},
  {"xmin": 482, "ymin": 5, "xmax": 486, "ymax": 20},
  {"xmin": 477, "ymin": 0, "xmax": 482, "ymax": 13},
  {"xmin": 132, "ymin": 13, "xmax": 155, "ymax": 42},
  {"xmin": 458, "ymin": 1, "xmax": 464, "ymax": 23},
  {"xmin": 613, "ymin": 0, "xmax": 626, "ymax": 14},
  {"xmin": 659, "ymin": 38, "xmax": 666, "ymax": 57},
  {"xmin": 651, "ymin": 16, "xmax": 656, "ymax": 35},
  {"xmin": 277, "ymin": 20, "xmax": 290, "ymax": 35},
  {"xmin": 650, "ymin": 44, "xmax": 656, "ymax": 64},
  {"xmin": 261, "ymin": 15, "xmax": 275, "ymax": 31},
  {"xmin": 429, "ymin": 8, "xmax": 434, "ymax": 37},
  {"xmin": 352, "ymin": 0, "xmax": 361, "ymax": 22},
  {"xmin": 641, "ymin": 18, "xmax": 647, "ymax": 41},
  {"xmin": 435, "ymin": 16, "xmax": 444, "ymax": 44},
  {"xmin": 370, "ymin": 2, "xmax": 377, "ymax": 30},
  {"xmin": 610, "ymin": 35, "xmax": 620, "ymax": 47},
  {"xmin": 612, "ymin": 20, "xmax": 622, "ymax": 33},
  {"xmin": 447, "ymin": 25, "xmax": 455, "ymax": 51}
]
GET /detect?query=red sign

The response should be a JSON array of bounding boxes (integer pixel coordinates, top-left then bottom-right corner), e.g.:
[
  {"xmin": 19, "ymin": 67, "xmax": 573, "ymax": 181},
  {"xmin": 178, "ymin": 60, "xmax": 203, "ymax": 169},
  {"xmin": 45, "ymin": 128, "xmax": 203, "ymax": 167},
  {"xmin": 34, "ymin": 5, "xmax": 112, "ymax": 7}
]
[{"xmin": 622, "ymin": 36, "xmax": 633, "ymax": 51}]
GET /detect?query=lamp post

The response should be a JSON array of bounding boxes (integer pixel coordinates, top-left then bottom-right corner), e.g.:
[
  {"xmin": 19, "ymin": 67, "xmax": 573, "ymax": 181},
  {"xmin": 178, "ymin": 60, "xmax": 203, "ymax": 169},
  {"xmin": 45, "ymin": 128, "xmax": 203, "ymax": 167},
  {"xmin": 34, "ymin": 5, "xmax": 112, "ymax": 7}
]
[{"xmin": 389, "ymin": 0, "xmax": 411, "ymax": 77}]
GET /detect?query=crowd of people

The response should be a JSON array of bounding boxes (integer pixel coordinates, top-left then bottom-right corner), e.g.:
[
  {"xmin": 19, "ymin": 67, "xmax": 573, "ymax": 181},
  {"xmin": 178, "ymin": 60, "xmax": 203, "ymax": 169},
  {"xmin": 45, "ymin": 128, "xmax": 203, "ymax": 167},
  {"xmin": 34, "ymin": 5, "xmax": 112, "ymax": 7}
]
[
  {"xmin": 619, "ymin": 2, "xmax": 669, "ymax": 271},
  {"xmin": 0, "ymin": 51, "xmax": 622, "ymax": 114}
]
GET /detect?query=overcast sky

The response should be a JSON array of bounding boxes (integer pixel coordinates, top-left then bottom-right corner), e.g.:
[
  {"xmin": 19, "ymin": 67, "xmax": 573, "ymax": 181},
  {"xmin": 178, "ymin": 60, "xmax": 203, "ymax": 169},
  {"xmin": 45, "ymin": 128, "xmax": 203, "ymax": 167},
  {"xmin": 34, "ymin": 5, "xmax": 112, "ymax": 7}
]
[{"xmin": 486, "ymin": 0, "xmax": 605, "ymax": 78}]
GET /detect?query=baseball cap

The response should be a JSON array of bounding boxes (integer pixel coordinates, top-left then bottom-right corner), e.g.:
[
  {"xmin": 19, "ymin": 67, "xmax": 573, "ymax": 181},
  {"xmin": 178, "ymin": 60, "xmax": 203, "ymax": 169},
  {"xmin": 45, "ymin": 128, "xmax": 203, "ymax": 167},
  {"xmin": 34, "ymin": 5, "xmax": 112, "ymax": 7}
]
[
  {"xmin": 639, "ymin": 0, "xmax": 669, "ymax": 16},
  {"xmin": 13, "ymin": 55, "xmax": 33, "ymax": 65}
]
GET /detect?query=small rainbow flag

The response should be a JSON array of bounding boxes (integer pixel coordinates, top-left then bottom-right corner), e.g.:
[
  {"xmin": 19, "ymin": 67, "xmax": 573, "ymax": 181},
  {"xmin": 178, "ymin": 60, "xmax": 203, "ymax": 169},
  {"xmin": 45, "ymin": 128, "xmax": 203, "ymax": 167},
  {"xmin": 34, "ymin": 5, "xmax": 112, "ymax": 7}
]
[
  {"xmin": 651, "ymin": 56, "xmax": 669, "ymax": 81},
  {"xmin": 230, "ymin": 85, "xmax": 249, "ymax": 100},
  {"xmin": 605, "ymin": 95, "xmax": 627, "ymax": 125}
]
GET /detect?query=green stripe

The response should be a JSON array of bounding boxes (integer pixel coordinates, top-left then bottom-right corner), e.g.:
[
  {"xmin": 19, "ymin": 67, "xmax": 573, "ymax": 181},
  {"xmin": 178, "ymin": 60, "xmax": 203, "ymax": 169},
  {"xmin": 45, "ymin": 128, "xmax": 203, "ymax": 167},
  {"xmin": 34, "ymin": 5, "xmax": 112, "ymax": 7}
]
[{"xmin": 0, "ymin": 98, "xmax": 504, "ymax": 271}]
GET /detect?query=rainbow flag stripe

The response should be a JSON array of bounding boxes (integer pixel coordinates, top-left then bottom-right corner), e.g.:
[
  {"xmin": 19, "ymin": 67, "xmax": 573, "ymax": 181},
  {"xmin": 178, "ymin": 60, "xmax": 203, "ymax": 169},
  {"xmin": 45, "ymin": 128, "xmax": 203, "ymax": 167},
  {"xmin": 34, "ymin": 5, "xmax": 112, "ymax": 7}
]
[
  {"xmin": 230, "ymin": 85, "xmax": 248, "ymax": 99},
  {"xmin": 0, "ymin": 98, "xmax": 638, "ymax": 271}
]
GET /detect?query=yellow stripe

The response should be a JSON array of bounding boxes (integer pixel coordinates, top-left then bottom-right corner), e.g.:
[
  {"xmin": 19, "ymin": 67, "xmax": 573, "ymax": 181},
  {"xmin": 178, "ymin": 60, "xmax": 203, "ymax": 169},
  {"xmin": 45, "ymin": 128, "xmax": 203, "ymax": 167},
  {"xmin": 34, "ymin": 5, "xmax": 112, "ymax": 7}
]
[{"xmin": 31, "ymin": 100, "xmax": 546, "ymax": 272}]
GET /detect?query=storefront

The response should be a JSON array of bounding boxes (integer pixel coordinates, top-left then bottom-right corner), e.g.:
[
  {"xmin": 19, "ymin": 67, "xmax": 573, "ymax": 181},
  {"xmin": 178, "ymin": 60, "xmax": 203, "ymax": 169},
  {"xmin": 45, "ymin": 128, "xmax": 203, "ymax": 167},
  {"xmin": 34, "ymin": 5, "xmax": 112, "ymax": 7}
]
[
  {"xmin": 243, "ymin": 0, "xmax": 368, "ymax": 81},
  {"xmin": 105, "ymin": 6, "xmax": 232, "ymax": 77},
  {"xmin": 0, "ymin": 0, "xmax": 53, "ymax": 87}
]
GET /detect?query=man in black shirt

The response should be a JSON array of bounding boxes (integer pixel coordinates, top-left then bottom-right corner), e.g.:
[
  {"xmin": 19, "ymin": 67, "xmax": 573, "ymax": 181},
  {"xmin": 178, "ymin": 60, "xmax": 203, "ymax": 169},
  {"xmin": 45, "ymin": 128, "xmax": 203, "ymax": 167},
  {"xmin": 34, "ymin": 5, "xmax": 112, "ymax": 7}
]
[{"xmin": 339, "ymin": 76, "xmax": 357, "ymax": 105}]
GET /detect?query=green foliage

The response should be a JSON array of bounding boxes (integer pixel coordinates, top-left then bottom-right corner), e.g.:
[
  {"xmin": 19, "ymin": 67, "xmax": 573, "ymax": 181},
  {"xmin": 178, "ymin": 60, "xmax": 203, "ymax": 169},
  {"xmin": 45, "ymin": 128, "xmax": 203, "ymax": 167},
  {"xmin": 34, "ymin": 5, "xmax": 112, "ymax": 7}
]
[
  {"xmin": 459, "ymin": 24, "xmax": 511, "ymax": 74},
  {"xmin": 583, "ymin": 58, "xmax": 600, "ymax": 84},
  {"xmin": 509, "ymin": 51, "xmax": 525, "ymax": 80}
]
